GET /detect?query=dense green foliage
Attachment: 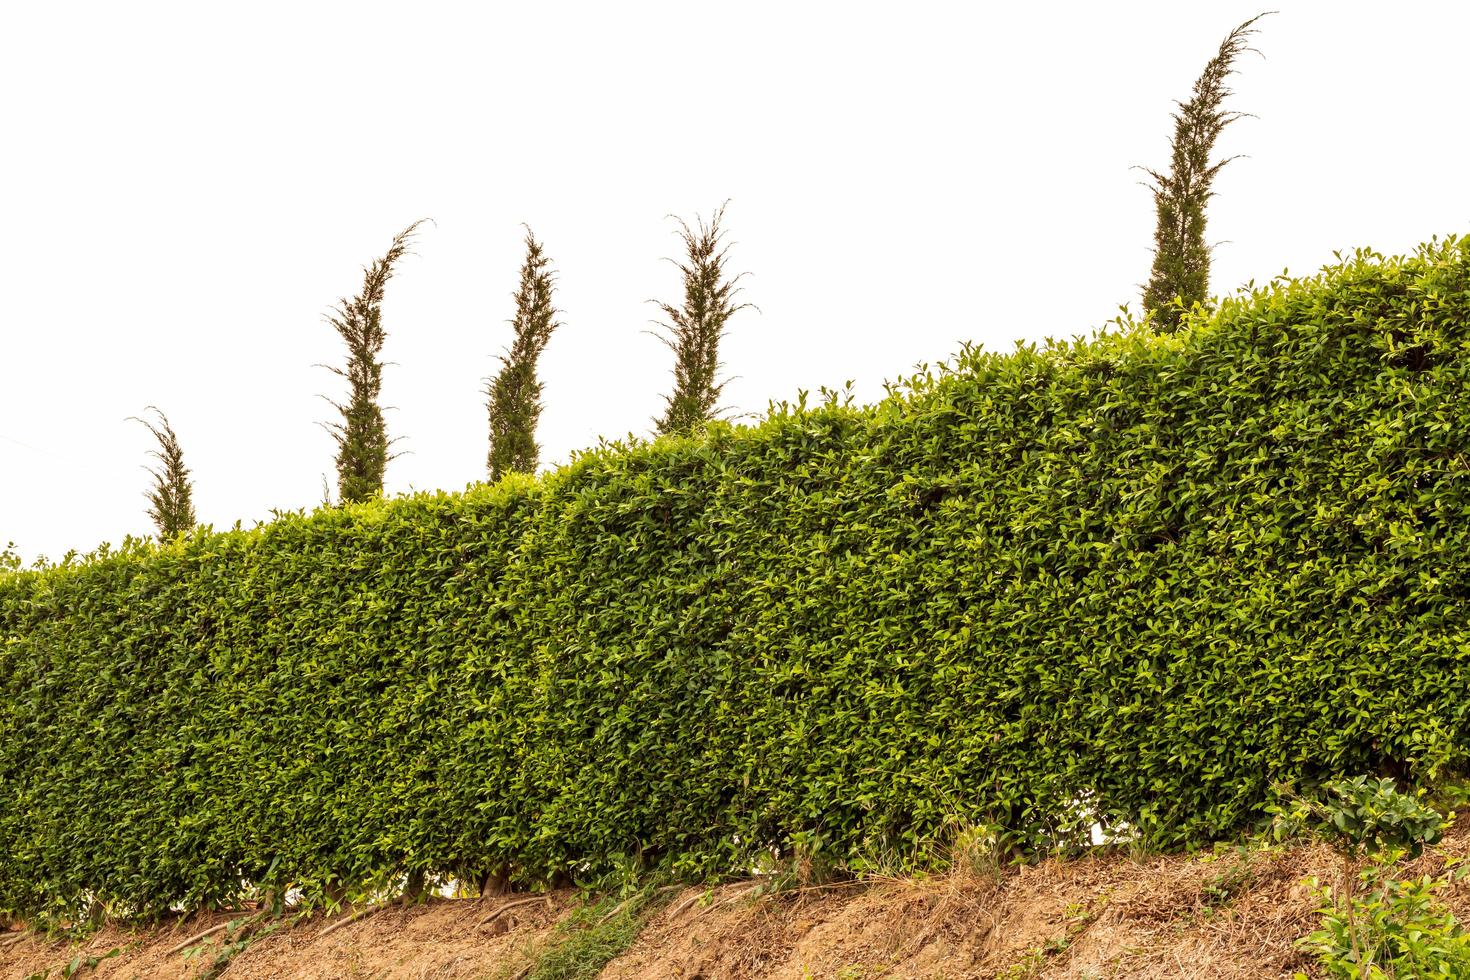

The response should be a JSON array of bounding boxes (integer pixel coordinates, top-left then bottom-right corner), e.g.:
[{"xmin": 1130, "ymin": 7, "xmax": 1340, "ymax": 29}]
[
  {"xmin": 1270, "ymin": 776, "xmax": 1445, "ymax": 859},
  {"xmin": 1303, "ymin": 868, "xmax": 1470, "ymax": 979},
  {"xmin": 3, "ymin": 239, "xmax": 1469, "ymax": 922},
  {"xmin": 1280, "ymin": 781, "xmax": 1470, "ymax": 978},
  {"xmin": 488, "ymin": 229, "xmax": 560, "ymax": 481},
  {"xmin": 130, "ymin": 407, "xmax": 196, "ymax": 539},
  {"xmin": 1142, "ymin": 14, "xmax": 1263, "ymax": 330},
  {"xmin": 653, "ymin": 204, "xmax": 749, "ymax": 436},
  {"xmin": 324, "ymin": 221, "xmax": 422, "ymax": 504}
]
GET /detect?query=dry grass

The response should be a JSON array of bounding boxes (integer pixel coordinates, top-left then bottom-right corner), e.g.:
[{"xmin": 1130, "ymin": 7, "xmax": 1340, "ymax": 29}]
[{"xmin": 7, "ymin": 825, "xmax": 1470, "ymax": 979}]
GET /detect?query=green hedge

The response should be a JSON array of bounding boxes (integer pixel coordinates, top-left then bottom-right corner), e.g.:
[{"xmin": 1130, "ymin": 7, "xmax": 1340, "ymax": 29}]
[{"xmin": 4, "ymin": 239, "xmax": 1470, "ymax": 919}]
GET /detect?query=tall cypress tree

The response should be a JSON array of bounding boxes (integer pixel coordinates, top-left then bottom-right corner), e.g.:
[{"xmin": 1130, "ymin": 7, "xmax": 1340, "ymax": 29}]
[
  {"xmin": 653, "ymin": 204, "xmax": 751, "ymax": 437},
  {"xmin": 324, "ymin": 221, "xmax": 423, "ymax": 504},
  {"xmin": 1142, "ymin": 14, "xmax": 1266, "ymax": 331},
  {"xmin": 130, "ymin": 407, "xmax": 196, "ymax": 539},
  {"xmin": 487, "ymin": 228, "xmax": 560, "ymax": 481}
]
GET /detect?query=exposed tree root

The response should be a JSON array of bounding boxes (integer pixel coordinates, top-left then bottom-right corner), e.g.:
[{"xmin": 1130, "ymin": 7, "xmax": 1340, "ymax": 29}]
[
  {"xmin": 476, "ymin": 895, "xmax": 549, "ymax": 928},
  {"xmin": 317, "ymin": 903, "xmax": 386, "ymax": 939}
]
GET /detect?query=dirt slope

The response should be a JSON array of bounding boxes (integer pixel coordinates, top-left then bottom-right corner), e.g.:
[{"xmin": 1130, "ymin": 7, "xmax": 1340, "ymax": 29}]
[{"xmin": 6, "ymin": 829, "xmax": 1468, "ymax": 979}]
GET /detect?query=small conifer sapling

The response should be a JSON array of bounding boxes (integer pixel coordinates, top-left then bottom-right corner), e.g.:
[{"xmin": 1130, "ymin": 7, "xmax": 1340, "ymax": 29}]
[
  {"xmin": 322, "ymin": 220, "xmax": 424, "ymax": 504},
  {"xmin": 487, "ymin": 228, "xmax": 560, "ymax": 481},
  {"xmin": 652, "ymin": 204, "xmax": 752, "ymax": 437},
  {"xmin": 129, "ymin": 407, "xmax": 196, "ymax": 539},
  {"xmin": 1141, "ymin": 14, "xmax": 1267, "ymax": 331}
]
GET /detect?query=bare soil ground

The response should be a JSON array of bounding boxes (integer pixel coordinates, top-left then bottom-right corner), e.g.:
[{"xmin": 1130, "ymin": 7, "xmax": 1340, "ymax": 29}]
[{"xmin": 6, "ymin": 827, "xmax": 1469, "ymax": 979}]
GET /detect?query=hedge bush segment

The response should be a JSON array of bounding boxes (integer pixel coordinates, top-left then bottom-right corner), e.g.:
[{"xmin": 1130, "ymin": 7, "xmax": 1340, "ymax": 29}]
[{"xmin": 4, "ymin": 239, "xmax": 1470, "ymax": 919}]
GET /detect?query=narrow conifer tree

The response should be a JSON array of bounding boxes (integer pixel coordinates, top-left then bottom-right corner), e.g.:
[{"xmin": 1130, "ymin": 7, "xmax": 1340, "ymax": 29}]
[
  {"xmin": 487, "ymin": 229, "xmax": 560, "ymax": 481},
  {"xmin": 323, "ymin": 220, "xmax": 423, "ymax": 504},
  {"xmin": 130, "ymin": 407, "xmax": 196, "ymax": 539},
  {"xmin": 653, "ymin": 204, "xmax": 751, "ymax": 437},
  {"xmin": 1142, "ymin": 14, "xmax": 1266, "ymax": 331}
]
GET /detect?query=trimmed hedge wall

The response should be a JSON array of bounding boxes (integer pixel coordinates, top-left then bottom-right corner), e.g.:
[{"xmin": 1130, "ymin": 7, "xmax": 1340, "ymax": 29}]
[{"xmin": 4, "ymin": 239, "xmax": 1470, "ymax": 919}]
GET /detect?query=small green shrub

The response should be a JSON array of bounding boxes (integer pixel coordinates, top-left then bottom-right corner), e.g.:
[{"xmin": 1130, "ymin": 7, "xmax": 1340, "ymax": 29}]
[
  {"xmin": 1270, "ymin": 776, "xmax": 1446, "ymax": 859},
  {"xmin": 1279, "ymin": 777, "xmax": 1469, "ymax": 979},
  {"xmin": 1300, "ymin": 866, "xmax": 1470, "ymax": 979}
]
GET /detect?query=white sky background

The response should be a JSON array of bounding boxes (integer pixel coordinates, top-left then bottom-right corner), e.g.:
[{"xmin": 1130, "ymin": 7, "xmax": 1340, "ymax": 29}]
[{"xmin": 2, "ymin": 1, "xmax": 1468, "ymax": 562}]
